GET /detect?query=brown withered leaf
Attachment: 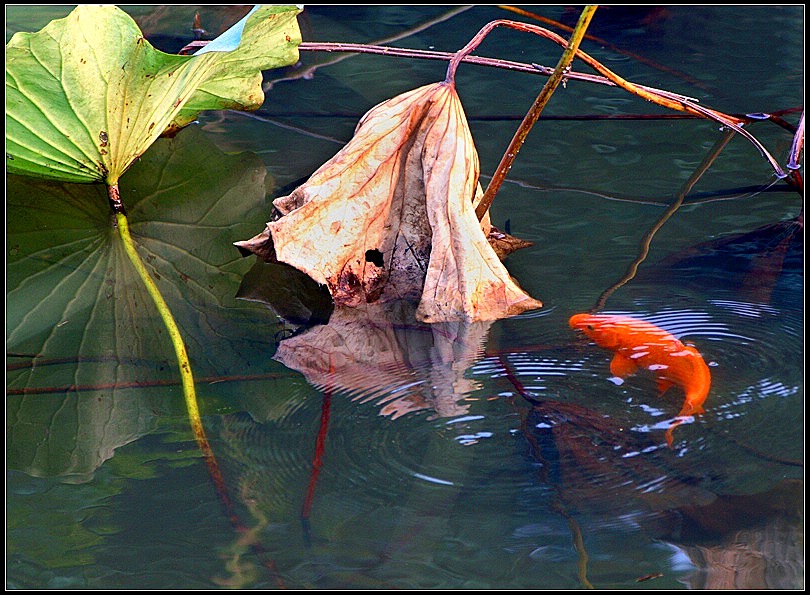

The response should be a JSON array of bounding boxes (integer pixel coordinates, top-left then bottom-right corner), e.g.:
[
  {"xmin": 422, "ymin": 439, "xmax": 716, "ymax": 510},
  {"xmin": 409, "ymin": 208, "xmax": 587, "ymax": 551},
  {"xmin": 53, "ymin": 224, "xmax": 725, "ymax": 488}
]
[
  {"xmin": 487, "ymin": 224, "xmax": 535, "ymax": 260},
  {"xmin": 235, "ymin": 81, "xmax": 542, "ymax": 322}
]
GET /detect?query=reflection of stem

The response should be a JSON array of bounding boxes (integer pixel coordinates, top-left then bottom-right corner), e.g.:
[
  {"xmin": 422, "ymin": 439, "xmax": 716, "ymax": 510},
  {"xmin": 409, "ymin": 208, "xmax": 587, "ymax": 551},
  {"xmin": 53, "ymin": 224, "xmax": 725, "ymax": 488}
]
[
  {"xmin": 554, "ymin": 502, "xmax": 595, "ymax": 590},
  {"xmin": 4, "ymin": 370, "xmax": 296, "ymax": 395},
  {"xmin": 301, "ymin": 387, "xmax": 332, "ymax": 543},
  {"xmin": 301, "ymin": 358, "xmax": 335, "ymax": 546},
  {"xmin": 497, "ymin": 354, "xmax": 541, "ymax": 404},
  {"xmin": 592, "ymin": 128, "xmax": 737, "ymax": 312},
  {"xmin": 112, "ymin": 185, "xmax": 286, "ymax": 586},
  {"xmin": 475, "ymin": 6, "xmax": 598, "ymax": 220},
  {"xmin": 505, "ymin": 359, "xmax": 594, "ymax": 589}
]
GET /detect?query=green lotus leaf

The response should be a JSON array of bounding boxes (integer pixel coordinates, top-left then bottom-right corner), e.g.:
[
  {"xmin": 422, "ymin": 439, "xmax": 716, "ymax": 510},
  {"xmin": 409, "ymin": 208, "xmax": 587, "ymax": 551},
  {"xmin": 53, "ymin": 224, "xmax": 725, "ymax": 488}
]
[
  {"xmin": 5, "ymin": 4, "xmax": 301, "ymax": 184},
  {"xmin": 6, "ymin": 125, "xmax": 284, "ymax": 481},
  {"xmin": 170, "ymin": 5, "xmax": 303, "ymax": 132}
]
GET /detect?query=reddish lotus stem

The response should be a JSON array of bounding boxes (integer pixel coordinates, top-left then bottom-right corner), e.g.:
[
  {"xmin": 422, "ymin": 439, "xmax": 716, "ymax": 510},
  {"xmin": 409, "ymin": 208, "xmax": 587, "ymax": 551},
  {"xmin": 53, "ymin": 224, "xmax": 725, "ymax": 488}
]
[
  {"xmin": 475, "ymin": 8, "xmax": 598, "ymax": 220},
  {"xmin": 788, "ymin": 109, "xmax": 804, "ymax": 171},
  {"xmin": 301, "ymin": 390, "xmax": 332, "ymax": 521}
]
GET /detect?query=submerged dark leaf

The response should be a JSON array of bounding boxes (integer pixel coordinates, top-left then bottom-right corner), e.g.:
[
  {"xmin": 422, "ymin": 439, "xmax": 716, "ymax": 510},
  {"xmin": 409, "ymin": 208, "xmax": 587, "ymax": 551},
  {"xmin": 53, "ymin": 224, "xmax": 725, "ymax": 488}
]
[{"xmin": 236, "ymin": 259, "xmax": 334, "ymax": 328}]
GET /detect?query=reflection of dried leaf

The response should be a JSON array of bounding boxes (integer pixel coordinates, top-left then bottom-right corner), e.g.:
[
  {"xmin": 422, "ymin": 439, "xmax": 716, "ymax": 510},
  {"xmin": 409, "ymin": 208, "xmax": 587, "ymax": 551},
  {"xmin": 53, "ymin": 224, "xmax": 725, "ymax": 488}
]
[
  {"xmin": 274, "ymin": 300, "xmax": 492, "ymax": 419},
  {"xmin": 670, "ymin": 479, "xmax": 804, "ymax": 590},
  {"xmin": 236, "ymin": 81, "xmax": 542, "ymax": 322}
]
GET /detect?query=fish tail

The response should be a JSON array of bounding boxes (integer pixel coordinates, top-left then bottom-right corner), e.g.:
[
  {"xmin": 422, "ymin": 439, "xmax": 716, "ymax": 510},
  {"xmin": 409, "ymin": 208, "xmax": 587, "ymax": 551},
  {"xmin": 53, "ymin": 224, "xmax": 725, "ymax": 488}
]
[
  {"xmin": 679, "ymin": 403, "xmax": 704, "ymax": 417},
  {"xmin": 665, "ymin": 415, "xmax": 688, "ymax": 447}
]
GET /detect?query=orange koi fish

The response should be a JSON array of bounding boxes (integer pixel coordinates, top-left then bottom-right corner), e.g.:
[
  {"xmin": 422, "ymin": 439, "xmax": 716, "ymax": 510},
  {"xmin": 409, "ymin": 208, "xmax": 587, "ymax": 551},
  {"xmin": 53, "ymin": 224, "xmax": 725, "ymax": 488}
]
[{"xmin": 569, "ymin": 313, "xmax": 710, "ymax": 447}]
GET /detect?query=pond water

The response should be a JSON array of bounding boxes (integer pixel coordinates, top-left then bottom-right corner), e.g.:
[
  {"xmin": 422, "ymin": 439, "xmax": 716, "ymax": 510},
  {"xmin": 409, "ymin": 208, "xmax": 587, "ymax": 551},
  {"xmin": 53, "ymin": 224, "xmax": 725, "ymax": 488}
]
[{"xmin": 6, "ymin": 5, "xmax": 804, "ymax": 590}]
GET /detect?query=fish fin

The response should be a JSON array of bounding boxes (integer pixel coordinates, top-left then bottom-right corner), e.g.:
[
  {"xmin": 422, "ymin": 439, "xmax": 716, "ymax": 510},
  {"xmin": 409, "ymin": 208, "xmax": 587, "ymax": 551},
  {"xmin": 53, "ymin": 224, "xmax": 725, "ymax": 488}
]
[
  {"xmin": 679, "ymin": 394, "xmax": 706, "ymax": 417},
  {"xmin": 610, "ymin": 353, "xmax": 638, "ymax": 378},
  {"xmin": 680, "ymin": 403, "xmax": 705, "ymax": 416}
]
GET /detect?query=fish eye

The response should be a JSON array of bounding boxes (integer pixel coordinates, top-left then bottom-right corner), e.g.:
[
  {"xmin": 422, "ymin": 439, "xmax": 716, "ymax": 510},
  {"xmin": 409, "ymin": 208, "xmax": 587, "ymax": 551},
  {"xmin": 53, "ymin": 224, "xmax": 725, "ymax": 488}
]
[{"xmin": 586, "ymin": 325, "xmax": 594, "ymax": 330}]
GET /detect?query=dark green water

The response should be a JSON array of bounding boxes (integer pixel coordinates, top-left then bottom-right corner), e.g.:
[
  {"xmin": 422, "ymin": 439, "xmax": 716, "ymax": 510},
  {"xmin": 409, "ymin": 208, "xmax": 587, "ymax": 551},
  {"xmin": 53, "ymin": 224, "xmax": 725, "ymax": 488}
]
[{"xmin": 7, "ymin": 5, "xmax": 804, "ymax": 589}]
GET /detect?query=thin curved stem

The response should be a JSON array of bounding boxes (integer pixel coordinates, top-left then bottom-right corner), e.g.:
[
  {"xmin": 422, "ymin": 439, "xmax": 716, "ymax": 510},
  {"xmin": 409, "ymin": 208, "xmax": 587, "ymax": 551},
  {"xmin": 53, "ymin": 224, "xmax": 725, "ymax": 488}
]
[
  {"xmin": 788, "ymin": 109, "xmax": 804, "ymax": 171},
  {"xmin": 441, "ymin": 19, "xmax": 746, "ymax": 125},
  {"xmin": 476, "ymin": 6, "xmax": 598, "ymax": 220},
  {"xmin": 592, "ymin": 128, "xmax": 737, "ymax": 312},
  {"xmin": 300, "ymin": 25, "xmax": 788, "ymax": 180},
  {"xmin": 298, "ymin": 41, "xmax": 695, "ymax": 100}
]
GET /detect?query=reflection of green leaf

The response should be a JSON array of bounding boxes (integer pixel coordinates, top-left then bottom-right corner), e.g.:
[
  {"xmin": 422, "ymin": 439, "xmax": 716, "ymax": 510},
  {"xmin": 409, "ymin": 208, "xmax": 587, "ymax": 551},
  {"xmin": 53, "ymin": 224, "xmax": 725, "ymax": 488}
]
[
  {"xmin": 6, "ymin": 125, "xmax": 282, "ymax": 479},
  {"xmin": 5, "ymin": 4, "xmax": 301, "ymax": 184},
  {"xmin": 7, "ymin": 427, "xmax": 207, "ymax": 576}
]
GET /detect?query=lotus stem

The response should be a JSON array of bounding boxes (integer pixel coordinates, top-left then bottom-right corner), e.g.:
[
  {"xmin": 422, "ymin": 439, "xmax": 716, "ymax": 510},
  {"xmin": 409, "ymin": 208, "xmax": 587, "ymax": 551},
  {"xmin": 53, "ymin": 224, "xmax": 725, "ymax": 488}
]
[
  {"xmin": 111, "ymin": 186, "xmax": 207, "ymax": 456},
  {"xmin": 299, "ymin": 25, "xmax": 787, "ymax": 181},
  {"xmin": 476, "ymin": 6, "xmax": 598, "ymax": 220},
  {"xmin": 592, "ymin": 128, "xmax": 737, "ymax": 311}
]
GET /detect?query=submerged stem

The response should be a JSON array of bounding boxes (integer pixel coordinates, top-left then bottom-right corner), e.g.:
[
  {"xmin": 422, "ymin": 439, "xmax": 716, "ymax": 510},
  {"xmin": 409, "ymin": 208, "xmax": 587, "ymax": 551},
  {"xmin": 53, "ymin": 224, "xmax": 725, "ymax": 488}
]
[
  {"xmin": 111, "ymin": 186, "xmax": 207, "ymax": 453},
  {"xmin": 592, "ymin": 128, "xmax": 737, "ymax": 311},
  {"xmin": 476, "ymin": 6, "xmax": 598, "ymax": 220}
]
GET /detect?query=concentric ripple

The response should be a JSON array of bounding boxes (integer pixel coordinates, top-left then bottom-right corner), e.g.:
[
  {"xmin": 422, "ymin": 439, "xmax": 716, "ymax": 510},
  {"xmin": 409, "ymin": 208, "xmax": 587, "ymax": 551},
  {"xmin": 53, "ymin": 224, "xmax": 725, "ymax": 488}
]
[
  {"xmin": 239, "ymin": 296, "xmax": 802, "ymax": 536},
  {"xmin": 470, "ymin": 300, "xmax": 803, "ymax": 525}
]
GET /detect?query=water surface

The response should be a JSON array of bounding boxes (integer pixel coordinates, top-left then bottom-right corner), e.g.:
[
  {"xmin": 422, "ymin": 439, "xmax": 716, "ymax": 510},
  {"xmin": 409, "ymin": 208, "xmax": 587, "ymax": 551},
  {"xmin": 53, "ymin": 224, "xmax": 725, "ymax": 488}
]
[{"xmin": 6, "ymin": 5, "xmax": 804, "ymax": 589}]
